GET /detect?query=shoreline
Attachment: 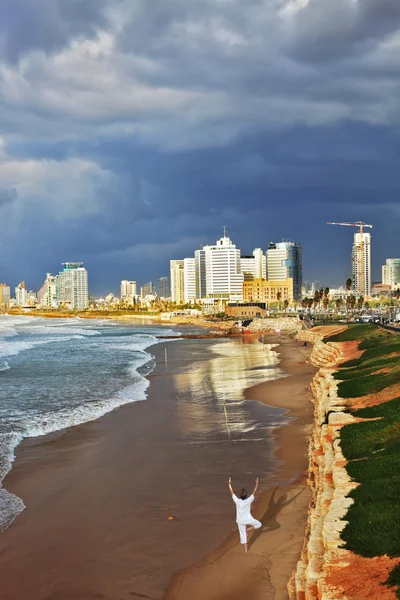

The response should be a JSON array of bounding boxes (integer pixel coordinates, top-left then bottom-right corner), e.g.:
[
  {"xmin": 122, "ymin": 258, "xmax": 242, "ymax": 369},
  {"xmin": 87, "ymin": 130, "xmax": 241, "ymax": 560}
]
[
  {"xmin": 163, "ymin": 332, "xmax": 316, "ymax": 600},
  {"xmin": 0, "ymin": 334, "xmax": 287, "ymax": 600}
]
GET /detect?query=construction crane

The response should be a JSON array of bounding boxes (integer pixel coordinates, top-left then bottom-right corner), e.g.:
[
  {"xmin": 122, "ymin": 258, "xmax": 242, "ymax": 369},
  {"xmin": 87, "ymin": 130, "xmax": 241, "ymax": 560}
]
[{"xmin": 327, "ymin": 221, "xmax": 373, "ymax": 296}]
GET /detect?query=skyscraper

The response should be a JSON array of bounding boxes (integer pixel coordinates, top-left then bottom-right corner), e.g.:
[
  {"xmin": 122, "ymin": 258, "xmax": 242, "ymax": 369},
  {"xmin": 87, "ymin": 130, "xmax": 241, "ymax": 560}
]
[
  {"xmin": 202, "ymin": 233, "xmax": 244, "ymax": 300},
  {"xmin": 0, "ymin": 284, "xmax": 10, "ymax": 309},
  {"xmin": 267, "ymin": 241, "xmax": 302, "ymax": 300},
  {"xmin": 158, "ymin": 277, "xmax": 169, "ymax": 298},
  {"xmin": 352, "ymin": 233, "xmax": 371, "ymax": 296},
  {"xmin": 140, "ymin": 282, "xmax": 155, "ymax": 298},
  {"xmin": 15, "ymin": 281, "xmax": 28, "ymax": 306},
  {"xmin": 170, "ymin": 260, "xmax": 185, "ymax": 304},
  {"xmin": 121, "ymin": 280, "xmax": 137, "ymax": 298},
  {"xmin": 183, "ymin": 258, "xmax": 196, "ymax": 302},
  {"xmin": 240, "ymin": 248, "xmax": 267, "ymax": 281},
  {"xmin": 57, "ymin": 263, "xmax": 89, "ymax": 309},
  {"xmin": 382, "ymin": 259, "xmax": 400, "ymax": 290},
  {"xmin": 37, "ymin": 273, "xmax": 57, "ymax": 307}
]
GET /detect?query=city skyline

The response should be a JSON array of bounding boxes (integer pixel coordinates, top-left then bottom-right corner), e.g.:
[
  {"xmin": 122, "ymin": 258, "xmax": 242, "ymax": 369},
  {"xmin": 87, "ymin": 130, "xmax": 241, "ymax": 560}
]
[{"xmin": 1, "ymin": 224, "xmax": 392, "ymax": 297}]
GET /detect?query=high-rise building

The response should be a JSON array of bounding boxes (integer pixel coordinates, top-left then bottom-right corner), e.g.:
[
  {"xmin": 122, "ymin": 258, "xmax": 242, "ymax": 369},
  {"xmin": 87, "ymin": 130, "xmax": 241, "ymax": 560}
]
[
  {"xmin": 382, "ymin": 259, "xmax": 400, "ymax": 290},
  {"xmin": 37, "ymin": 273, "xmax": 57, "ymax": 307},
  {"xmin": 15, "ymin": 281, "xmax": 28, "ymax": 306},
  {"xmin": 121, "ymin": 280, "xmax": 137, "ymax": 298},
  {"xmin": 240, "ymin": 249, "xmax": 267, "ymax": 281},
  {"xmin": 158, "ymin": 277, "xmax": 169, "ymax": 299},
  {"xmin": 267, "ymin": 241, "xmax": 302, "ymax": 300},
  {"xmin": 199, "ymin": 233, "xmax": 244, "ymax": 300},
  {"xmin": 57, "ymin": 263, "xmax": 89, "ymax": 309},
  {"xmin": 183, "ymin": 258, "xmax": 196, "ymax": 302},
  {"xmin": 140, "ymin": 282, "xmax": 155, "ymax": 298},
  {"xmin": 170, "ymin": 260, "xmax": 185, "ymax": 304},
  {"xmin": 0, "ymin": 284, "xmax": 10, "ymax": 308},
  {"xmin": 352, "ymin": 233, "xmax": 371, "ymax": 296},
  {"xmin": 195, "ymin": 249, "xmax": 207, "ymax": 299}
]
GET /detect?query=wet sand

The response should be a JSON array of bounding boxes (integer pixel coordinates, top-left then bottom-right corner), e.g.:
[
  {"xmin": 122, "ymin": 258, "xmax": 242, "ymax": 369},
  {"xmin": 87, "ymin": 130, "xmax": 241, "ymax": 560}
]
[
  {"xmin": 0, "ymin": 336, "xmax": 293, "ymax": 600},
  {"xmin": 163, "ymin": 334, "xmax": 316, "ymax": 600}
]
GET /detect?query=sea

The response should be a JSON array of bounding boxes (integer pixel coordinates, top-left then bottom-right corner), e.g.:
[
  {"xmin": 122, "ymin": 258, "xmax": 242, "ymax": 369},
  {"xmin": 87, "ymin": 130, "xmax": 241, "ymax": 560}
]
[{"xmin": 0, "ymin": 315, "xmax": 182, "ymax": 532}]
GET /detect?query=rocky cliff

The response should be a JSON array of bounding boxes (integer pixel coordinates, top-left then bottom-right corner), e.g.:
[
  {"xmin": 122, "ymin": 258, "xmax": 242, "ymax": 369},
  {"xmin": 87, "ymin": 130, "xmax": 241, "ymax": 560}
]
[{"xmin": 289, "ymin": 327, "xmax": 398, "ymax": 600}]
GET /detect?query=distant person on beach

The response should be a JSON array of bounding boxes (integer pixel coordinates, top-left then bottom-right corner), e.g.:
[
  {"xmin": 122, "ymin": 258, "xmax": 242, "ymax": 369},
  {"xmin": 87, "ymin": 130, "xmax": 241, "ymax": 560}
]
[{"xmin": 228, "ymin": 477, "xmax": 261, "ymax": 552}]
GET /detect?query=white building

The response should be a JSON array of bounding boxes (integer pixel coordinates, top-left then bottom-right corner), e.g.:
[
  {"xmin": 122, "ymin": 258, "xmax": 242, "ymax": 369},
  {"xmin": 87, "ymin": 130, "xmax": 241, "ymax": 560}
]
[
  {"xmin": 203, "ymin": 234, "xmax": 244, "ymax": 300},
  {"xmin": 15, "ymin": 281, "xmax": 29, "ymax": 306},
  {"xmin": 382, "ymin": 259, "xmax": 400, "ymax": 290},
  {"xmin": 170, "ymin": 260, "xmax": 185, "ymax": 304},
  {"xmin": 352, "ymin": 233, "xmax": 371, "ymax": 296},
  {"xmin": 57, "ymin": 262, "xmax": 89, "ymax": 309},
  {"xmin": 240, "ymin": 248, "xmax": 267, "ymax": 281},
  {"xmin": 267, "ymin": 241, "xmax": 302, "ymax": 300},
  {"xmin": 121, "ymin": 280, "xmax": 137, "ymax": 298},
  {"xmin": 183, "ymin": 258, "xmax": 196, "ymax": 302},
  {"xmin": 37, "ymin": 273, "xmax": 58, "ymax": 307}
]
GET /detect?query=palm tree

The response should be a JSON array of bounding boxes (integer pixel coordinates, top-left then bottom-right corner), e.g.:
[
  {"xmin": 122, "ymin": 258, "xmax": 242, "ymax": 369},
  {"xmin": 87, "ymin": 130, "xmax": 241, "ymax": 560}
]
[
  {"xmin": 323, "ymin": 288, "xmax": 330, "ymax": 312},
  {"xmin": 336, "ymin": 298, "xmax": 343, "ymax": 313},
  {"xmin": 284, "ymin": 299, "xmax": 289, "ymax": 313},
  {"xmin": 357, "ymin": 295, "xmax": 364, "ymax": 312},
  {"xmin": 346, "ymin": 278, "xmax": 352, "ymax": 292},
  {"xmin": 277, "ymin": 291, "xmax": 282, "ymax": 311}
]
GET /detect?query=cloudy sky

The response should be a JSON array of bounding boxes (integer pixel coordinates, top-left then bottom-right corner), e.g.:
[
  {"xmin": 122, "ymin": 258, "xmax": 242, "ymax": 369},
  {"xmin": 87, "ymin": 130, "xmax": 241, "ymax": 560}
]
[{"xmin": 1, "ymin": 0, "xmax": 399, "ymax": 295}]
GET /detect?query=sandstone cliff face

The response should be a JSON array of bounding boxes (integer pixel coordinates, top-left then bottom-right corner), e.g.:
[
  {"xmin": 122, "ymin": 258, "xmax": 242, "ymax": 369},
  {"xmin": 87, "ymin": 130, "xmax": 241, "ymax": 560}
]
[
  {"xmin": 289, "ymin": 330, "xmax": 360, "ymax": 600},
  {"xmin": 290, "ymin": 329, "xmax": 398, "ymax": 600}
]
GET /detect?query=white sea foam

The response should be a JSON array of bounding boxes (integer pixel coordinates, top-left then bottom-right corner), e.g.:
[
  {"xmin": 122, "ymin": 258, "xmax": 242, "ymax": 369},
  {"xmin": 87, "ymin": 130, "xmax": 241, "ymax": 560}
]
[{"xmin": 0, "ymin": 326, "xmax": 173, "ymax": 532}]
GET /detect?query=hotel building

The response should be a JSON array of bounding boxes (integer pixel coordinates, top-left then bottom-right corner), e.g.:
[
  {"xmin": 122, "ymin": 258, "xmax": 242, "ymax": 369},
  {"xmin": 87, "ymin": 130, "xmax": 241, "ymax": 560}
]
[
  {"xmin": 57, "ymin": 263, "xmax": 89, "ymax": 309},
  {"xmin": 202, "ymin": 234, "xmax": 244, "ymax": 300}
]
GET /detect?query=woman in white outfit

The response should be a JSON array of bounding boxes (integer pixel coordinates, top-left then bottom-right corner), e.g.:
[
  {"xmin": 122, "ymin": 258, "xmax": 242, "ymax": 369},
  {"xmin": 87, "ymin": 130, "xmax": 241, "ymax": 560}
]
[{"xmin": 228, "ymin": 476, "xmax": 261, "ymax": 552}]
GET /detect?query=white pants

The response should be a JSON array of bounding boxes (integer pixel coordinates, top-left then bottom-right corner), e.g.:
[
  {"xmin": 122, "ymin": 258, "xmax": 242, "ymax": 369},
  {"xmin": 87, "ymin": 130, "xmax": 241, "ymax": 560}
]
[{"xmin": 237, "ymin": 517, "xmax": 262, "ymax": 544}]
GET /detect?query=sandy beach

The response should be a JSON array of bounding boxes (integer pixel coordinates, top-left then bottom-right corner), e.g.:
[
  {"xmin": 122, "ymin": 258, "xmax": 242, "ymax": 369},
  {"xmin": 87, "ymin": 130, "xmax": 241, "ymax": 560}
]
[
  {"xmin": 163, "ymin": 334, "xmax": 315, "ymax": 600},
  {"xmin": 0, "ymin": 333, "xmax": 315, "ymax": 600}
]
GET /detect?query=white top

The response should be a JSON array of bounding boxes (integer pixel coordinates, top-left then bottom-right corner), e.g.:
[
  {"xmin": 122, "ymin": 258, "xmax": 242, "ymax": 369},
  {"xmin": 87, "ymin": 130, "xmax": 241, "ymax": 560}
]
[{"xmin": 232, "ymin": 494, "xmax": 254, "ymax": 524}]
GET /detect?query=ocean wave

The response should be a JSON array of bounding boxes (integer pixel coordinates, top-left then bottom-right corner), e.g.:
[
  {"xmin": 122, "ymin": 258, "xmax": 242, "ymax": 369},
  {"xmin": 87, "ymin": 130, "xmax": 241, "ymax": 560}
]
[
  {"xmin": 0, "ymin": 360, "xmax": 10, "ymax": 372},
  {"xmin": 0, "ymin": 330, "xmax": 171, "ymax": 532},
  {"xmin": 0, "ymin": 376, "xmax": 150, "ymax": 532},
  {"xmin": 0, "ymin": 335, "xmax": 87, "ymax": 359}
]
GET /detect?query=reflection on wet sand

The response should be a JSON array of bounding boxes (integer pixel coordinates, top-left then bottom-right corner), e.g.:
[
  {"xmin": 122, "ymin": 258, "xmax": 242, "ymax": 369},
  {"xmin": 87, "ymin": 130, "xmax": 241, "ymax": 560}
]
[{"xmin": 173, "ymin": 339, "xmax": 285, "ymax": 439}]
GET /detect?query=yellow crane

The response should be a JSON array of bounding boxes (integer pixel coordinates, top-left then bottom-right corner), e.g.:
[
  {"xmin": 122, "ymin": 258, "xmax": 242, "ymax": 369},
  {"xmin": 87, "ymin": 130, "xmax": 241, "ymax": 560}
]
[{"xmin": 327, "ymin": 221, "xmax": 373, "ymax": 296}]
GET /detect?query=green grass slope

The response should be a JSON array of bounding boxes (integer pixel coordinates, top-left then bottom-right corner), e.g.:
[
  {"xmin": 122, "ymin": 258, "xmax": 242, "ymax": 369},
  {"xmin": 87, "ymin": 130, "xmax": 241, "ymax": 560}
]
[{"xmin": 325, "ymin": 325, "xmax": 400, "ymax": 597}]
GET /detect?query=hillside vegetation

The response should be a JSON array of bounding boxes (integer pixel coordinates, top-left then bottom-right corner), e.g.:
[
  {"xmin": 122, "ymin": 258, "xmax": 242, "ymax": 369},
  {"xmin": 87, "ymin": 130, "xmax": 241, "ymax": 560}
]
[{"xmin": 326, "ymin": 325, "xmax": 400, "ymax": 597}]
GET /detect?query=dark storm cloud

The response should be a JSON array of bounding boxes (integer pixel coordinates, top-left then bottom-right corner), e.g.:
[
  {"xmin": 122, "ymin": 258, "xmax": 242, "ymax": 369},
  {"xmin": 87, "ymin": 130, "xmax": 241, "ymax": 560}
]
[
  {"xmin": 0, "ymin": 1, "xmax": 400, "ymax": 292},
  {"xmin": 285, "ymin": 0, "xmax": 400, "ymax": 63},
  {"xmin": 0, "ymin": 0, "xmax": 112, "ymax": 62}
]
